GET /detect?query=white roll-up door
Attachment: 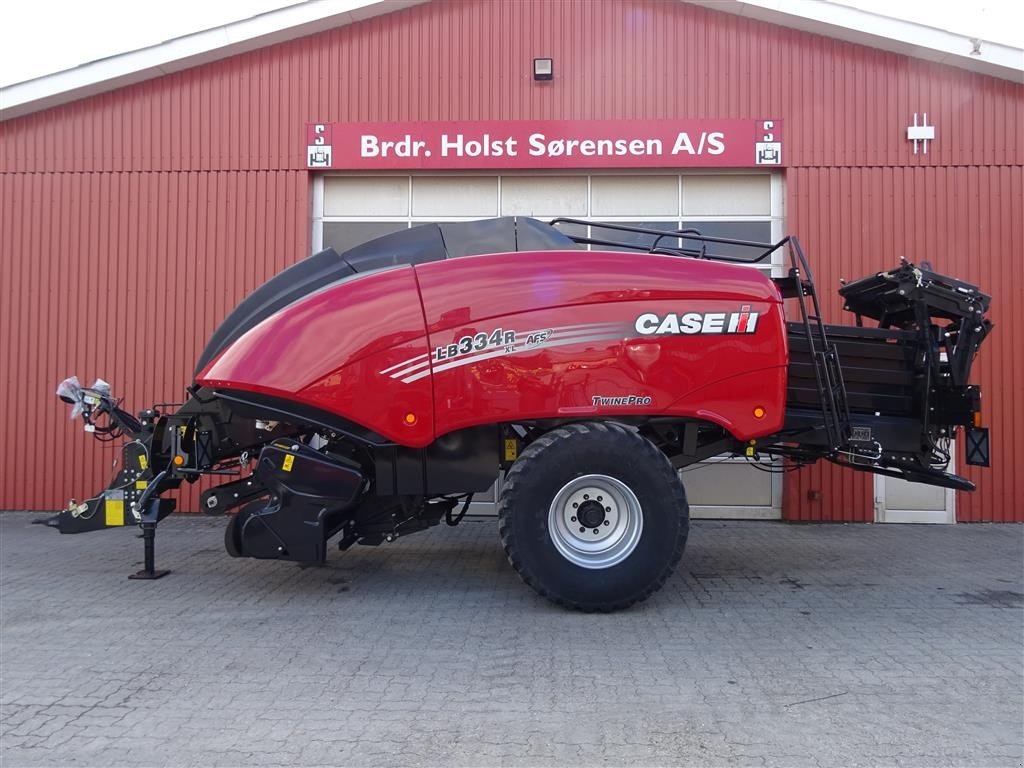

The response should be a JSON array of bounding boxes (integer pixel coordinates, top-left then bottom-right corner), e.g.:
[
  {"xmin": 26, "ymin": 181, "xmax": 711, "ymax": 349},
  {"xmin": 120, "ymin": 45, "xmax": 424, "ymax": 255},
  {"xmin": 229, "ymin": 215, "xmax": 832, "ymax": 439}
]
[{"xmin": 316, "ymin": 171, "xmax": 784, "ymax": 519}]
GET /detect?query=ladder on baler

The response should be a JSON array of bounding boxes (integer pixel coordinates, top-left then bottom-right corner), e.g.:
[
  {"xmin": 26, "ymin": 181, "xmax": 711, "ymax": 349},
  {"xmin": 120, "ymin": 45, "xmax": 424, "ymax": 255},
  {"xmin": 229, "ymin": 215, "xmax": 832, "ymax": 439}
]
[{"xmin": 782, "ymin": 238, "xmax": 851, "ymax": 453}]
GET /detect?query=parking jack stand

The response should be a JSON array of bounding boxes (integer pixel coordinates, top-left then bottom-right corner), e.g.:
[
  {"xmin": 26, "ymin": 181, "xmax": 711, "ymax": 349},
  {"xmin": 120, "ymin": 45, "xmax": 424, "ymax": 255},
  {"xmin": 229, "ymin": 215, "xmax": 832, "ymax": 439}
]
[{"xmin": 129, "ymin": 498, "xmax": 171, "ymax": 580}]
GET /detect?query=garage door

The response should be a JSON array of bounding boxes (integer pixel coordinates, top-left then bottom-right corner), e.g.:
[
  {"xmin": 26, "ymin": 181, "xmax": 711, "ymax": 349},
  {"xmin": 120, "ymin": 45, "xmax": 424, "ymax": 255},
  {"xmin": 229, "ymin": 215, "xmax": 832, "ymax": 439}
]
[{"xmin": 314, "ymin": 172, "xmax": 784, "ymax": 519}]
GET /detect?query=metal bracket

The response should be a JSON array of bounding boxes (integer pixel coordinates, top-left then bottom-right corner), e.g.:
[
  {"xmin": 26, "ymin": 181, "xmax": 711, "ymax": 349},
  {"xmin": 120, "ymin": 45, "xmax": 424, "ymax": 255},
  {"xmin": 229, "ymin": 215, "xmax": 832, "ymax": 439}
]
[{"xmin": 965, "ymin": 427, "xmax": 990, "ymax": 467}]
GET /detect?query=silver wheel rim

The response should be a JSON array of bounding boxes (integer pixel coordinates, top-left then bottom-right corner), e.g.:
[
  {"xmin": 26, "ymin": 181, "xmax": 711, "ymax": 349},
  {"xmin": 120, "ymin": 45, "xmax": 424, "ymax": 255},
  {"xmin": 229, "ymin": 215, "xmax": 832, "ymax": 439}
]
[{"xmin": 547, "ymin": 474, "xmax": 643, "ymax": 569}]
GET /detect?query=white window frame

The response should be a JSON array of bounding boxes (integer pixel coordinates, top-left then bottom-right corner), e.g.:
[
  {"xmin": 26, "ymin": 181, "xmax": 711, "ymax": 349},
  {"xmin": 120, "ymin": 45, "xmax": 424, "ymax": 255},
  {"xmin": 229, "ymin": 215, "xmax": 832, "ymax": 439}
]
[
  {"xmin": 314, "ymin": 170, "xmax": 786, "ymax": 520},
  {"xmin": 317, "ymin": 170, "xmax": 784, "ymax": 271}
]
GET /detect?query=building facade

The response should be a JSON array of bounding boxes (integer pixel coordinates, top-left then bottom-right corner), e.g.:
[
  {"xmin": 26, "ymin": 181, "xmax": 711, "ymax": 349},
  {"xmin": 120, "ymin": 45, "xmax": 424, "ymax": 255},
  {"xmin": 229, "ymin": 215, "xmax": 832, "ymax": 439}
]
[{"xmin": 1, "ymin": 0, "xmax": 1021, "ymax": 521}]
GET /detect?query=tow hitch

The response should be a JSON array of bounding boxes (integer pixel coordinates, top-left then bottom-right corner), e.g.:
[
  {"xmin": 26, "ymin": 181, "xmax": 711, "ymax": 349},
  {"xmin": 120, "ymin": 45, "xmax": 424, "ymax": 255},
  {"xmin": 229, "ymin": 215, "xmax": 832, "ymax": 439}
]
[{"xmin": 47, "ymin": 377, "xmax": 176, "ymax": 578}]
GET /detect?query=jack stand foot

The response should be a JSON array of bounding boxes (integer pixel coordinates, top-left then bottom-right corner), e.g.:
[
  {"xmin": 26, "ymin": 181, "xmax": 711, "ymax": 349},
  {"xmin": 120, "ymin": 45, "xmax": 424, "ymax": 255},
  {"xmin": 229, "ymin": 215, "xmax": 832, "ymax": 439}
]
[
  {"xmin": 129, "ymin": 569, "xmax": 170, "ymax": 580},
  {"xmin": 129, "ymin": 518, "xmax": 169, "ymax": 580}
]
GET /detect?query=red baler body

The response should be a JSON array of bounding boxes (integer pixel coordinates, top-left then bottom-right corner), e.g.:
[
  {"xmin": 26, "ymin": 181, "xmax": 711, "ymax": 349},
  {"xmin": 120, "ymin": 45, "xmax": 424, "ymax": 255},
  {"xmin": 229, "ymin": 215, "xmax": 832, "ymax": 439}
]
[
  {"xmin": 52, "ymin": 218, "xmax": 991, "ymax": 608},
  {"xmin": 198, "ymin": 250, "xmax": 787, "ymax": 445}
]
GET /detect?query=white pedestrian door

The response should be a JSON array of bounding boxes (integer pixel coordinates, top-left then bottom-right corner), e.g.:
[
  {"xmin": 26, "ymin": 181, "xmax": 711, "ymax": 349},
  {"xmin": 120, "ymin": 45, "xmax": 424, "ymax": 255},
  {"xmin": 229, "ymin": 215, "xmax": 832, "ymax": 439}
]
[{"xmin": 874, "ymin": 454, "xmax": 956, "ymax": 524}]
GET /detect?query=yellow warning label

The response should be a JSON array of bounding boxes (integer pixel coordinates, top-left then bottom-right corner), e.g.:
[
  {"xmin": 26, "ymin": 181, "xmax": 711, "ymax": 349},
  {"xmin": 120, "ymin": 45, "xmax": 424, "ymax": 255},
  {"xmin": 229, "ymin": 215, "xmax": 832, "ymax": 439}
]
[
  {"xmin": 136, "ymin": 480, "xmax": 148, "ymax": 490},
  {"xmin": 138, "ymin": 454, "xmax": 148, "ymax": 470},
  {"xmin": 105, "ymin": 498, "xmax": 125, "ymax": 526},
  {"xmin": 282, "ymin": 454, "xmax": 295, "ymax": 472},
  {"xmin": 504, "ymin": 438, "xmax": 518, "ymax": 462}
]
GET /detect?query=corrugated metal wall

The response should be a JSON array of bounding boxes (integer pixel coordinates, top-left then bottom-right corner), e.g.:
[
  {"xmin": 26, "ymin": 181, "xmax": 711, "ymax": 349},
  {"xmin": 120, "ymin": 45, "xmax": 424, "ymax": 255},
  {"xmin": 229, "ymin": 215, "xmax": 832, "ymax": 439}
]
[
  {"xmin": 1, "ymin": 0, "xmax": 1021, "ymax": 518},
  {"xmin": 0, "ymin": 171, "xmax": 308, "ymax": 510},
  {"xmin": 784, "ymin": 166, "xmax": 1023, "ymax": 522}
]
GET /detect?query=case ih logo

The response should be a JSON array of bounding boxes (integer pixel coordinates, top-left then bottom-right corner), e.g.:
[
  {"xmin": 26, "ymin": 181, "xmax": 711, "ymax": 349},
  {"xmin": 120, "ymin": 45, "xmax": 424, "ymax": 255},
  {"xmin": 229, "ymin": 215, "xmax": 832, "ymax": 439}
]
[{"xmin": 635, "ymin": 306, "xmax": 759, "ymax": 336}]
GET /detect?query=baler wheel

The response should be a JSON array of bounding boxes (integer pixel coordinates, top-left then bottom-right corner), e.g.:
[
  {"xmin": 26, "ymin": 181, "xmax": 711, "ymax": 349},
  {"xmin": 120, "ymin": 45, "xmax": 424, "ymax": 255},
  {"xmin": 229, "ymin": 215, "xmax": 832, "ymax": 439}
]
[{"xmin": 498, "ymin": 421, "xmax": 689, "ymax": 612}]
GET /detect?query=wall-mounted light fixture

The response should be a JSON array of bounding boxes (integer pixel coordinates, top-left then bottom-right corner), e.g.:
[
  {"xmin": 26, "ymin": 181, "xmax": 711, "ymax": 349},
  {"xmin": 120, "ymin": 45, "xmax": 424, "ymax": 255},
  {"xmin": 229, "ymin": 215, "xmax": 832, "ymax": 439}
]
[{"xmin": 533, "ymin": 57, "xmax": 554, "ymax": 81}]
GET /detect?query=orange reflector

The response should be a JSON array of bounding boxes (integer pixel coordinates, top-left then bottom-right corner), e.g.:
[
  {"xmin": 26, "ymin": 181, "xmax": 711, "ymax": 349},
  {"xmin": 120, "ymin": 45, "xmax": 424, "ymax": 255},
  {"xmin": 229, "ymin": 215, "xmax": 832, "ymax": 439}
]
[
  {"xmin": 753, "ymin": 406, "xmax": 766, "ymax": 419},
  {"xmin": 172, "ymin": 455, "xmax": 185, "ymax": 466},
  {"xmin": 973, "ymin": 411, "xmax": 982, "ymax": 428},
  {"xmin": 404, "ymin": 412, "xmax": 417, "ymax": 425}
]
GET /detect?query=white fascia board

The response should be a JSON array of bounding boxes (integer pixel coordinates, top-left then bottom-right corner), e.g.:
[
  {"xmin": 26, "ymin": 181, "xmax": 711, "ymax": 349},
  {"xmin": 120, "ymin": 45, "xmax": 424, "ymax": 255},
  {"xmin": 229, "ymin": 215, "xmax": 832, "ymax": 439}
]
[
  {"xmin": 0, "ymin": 0, "xmax": 426, "ymax": 121},
  {"xmin": 687, "ymin": 0, "xmax": 1024, "ymax": 83}
]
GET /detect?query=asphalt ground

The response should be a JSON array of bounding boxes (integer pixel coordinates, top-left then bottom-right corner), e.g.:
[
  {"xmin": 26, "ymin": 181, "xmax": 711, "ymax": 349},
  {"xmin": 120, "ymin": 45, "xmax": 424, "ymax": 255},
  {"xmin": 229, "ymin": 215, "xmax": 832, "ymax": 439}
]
[{"xmin": 1, "ymin": 512, "xmax": 1022, "ymax": 767}]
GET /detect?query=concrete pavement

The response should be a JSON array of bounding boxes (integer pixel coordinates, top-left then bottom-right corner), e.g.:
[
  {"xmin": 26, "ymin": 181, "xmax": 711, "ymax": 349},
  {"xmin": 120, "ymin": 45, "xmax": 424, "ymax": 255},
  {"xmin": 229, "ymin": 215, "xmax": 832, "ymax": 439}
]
[{"xmin": 1, "ymin": 513, "xmax": 1021, "ymax": 767}]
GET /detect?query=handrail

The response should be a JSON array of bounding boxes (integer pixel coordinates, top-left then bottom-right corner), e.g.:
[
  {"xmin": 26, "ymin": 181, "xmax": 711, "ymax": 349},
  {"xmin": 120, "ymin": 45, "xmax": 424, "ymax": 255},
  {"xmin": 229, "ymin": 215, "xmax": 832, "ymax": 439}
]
[{"xmin": 549, "ymin": 217, "xmax": 785, "ymax": 263}]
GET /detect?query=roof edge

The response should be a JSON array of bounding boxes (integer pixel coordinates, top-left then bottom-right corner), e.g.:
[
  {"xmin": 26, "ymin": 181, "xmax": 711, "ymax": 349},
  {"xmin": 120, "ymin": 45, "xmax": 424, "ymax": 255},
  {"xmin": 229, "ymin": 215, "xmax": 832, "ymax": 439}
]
[
  {"xmin": 3, "ymin": 0, "xmax": 1019, "ymax": 122},
  {"xmin": 0, "ymin": 0, "xmax": 426, "ymax": 121},
  {"xmin": 687, "ymin": 0, "xmax": 1023, "ymax": 83}
]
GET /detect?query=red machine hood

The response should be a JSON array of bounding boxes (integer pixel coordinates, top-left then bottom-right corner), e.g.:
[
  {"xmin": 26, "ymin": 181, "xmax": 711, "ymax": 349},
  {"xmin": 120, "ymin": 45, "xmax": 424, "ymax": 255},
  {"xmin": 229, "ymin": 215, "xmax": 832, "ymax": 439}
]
[{"xmin": 197, "ymin": 250, "xmax": 787, "ymax": 446}]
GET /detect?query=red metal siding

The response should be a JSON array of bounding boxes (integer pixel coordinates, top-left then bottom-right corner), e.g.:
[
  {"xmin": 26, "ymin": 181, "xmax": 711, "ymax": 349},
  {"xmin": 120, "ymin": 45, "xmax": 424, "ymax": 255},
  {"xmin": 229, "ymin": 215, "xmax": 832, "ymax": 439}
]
[
  {"xmin": 0, "ymin": 171, "xmax": 308, "ymax": 510},
  {"xmin": 784, "ymin": 166, "xmax": 1024, "ymax": 522},
  {"xmin": 1, "ymin": 0, "xmax": 1021, "ymax": 519}
]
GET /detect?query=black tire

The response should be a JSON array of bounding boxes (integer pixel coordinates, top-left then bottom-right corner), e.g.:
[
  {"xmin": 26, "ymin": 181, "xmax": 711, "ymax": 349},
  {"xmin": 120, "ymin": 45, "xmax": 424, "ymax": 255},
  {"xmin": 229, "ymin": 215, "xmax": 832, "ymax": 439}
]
[{"xmin": 498, "ymin": 421, "xmax": 689, "ymax": 612}]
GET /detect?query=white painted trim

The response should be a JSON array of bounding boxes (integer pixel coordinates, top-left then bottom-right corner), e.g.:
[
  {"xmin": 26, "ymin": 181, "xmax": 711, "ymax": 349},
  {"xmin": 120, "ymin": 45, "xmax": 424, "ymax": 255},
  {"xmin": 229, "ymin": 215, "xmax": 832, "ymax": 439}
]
[
  {"xmin": 686, "ymin": 0, "xmax": 1023, "ymax": 82},
  {"xmin": 0, "ymin": 0, "xmax": 427, "ymax": 120},
  {"xmin": 874, "ymin": 507, "xmax": 955, "ymax": 525},
  {"xmin": 310, "ymin": 174, "xmax": 325, "ymax": 252},
  {"xmin": 691, "ymin": 507, "xmax": 780, "ymax": 520},
  {"xmin": 769, "ymin": 172, "xmax": 785, "ymax": 277}
]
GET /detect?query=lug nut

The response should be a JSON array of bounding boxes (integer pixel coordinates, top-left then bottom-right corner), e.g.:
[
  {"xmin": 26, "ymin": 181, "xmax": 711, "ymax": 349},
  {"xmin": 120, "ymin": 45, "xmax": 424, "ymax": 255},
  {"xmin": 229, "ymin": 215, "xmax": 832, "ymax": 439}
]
[
  {"xmin": 593, "ymin": 529, "xmax": 600, "ymax": 534},
  {"xmin": 583, "ymin": 494, "xmax": 589, "ymax": 500},
  {"xmin": 571, "ymin": 516, "xmax": 577, "ymax": 522},
  {"xmin": 579, "ymin": 527, "xmax": 585, "ymax": 533},
  {"xmin": 597, "ymin": 496, "xmax": 603, "ymax": 502},
  {"xmin": 572, "ymin": 502, "xmax": 578, "ymax": 508},
  {"xmin": 605, "ymin": 506, "xmax": 611, "ymax": 512},
  {"xmin": 603, "ymin": 520, "xmax": 610, "ymax": 526}
]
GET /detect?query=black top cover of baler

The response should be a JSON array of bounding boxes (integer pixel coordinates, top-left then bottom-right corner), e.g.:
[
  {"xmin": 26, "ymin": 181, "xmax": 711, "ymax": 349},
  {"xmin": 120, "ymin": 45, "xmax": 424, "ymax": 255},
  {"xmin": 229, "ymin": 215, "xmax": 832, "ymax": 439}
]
[{"xmin": 193, "ymin": 217, "xmax": 577, "ymax": 375}]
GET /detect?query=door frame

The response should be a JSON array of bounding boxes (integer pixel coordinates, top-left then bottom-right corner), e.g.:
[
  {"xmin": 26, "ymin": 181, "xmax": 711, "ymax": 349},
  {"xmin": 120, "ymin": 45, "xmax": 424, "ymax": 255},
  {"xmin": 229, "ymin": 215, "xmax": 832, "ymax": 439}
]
[
  {"xmin": 873, "ymin": 464, "xmax": 956, "ymax": 524},
  {"xmin": 314, "ymin": 169, "xmax": 786, "ymax": 520}
]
